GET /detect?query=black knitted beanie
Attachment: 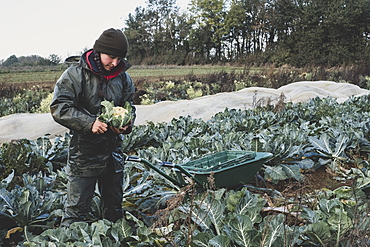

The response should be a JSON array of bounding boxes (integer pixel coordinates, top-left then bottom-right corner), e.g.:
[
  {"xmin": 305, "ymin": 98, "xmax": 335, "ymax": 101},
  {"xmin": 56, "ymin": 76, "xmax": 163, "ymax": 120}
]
[{"xmin": 93, "ymin": 28, "xmax": 128, "ymax": 58}]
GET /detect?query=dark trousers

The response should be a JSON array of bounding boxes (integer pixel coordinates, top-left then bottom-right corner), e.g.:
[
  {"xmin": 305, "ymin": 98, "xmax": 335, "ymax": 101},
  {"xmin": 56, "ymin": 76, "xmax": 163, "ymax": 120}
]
[{"xmin": 60, "ymin": 164, "xmax": 124, "ymax": 227}]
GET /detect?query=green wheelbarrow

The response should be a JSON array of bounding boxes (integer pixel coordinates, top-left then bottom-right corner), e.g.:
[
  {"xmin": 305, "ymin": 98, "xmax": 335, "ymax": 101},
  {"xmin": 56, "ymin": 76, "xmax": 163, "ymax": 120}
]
[{"xmin": 125, "ymin": 150, "xmax": 273, "ymax": 189}]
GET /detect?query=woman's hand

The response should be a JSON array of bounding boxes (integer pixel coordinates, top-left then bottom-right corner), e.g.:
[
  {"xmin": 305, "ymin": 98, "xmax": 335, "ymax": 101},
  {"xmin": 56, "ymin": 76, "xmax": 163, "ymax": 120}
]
[
  {"xmin": 110, "ymin": 121, "xmax": 132, "ymax": 134},
  {"xmin": 92, "ymin": 119, "xmax": 108, "ymax": 134}
]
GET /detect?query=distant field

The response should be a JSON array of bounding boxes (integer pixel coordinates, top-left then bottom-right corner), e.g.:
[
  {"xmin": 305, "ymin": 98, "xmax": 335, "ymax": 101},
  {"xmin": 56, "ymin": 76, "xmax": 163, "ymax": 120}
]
[
  {"xmin": 0, "ymin": 65, "xmax": 248, "ymax": 85},
  {"xmin": 129, "ymin": 65, "xmax": 247, "ymax": 78},
  {"xmin": 0, "ymin": 71, "xmax": 63, "ymax": 84}
]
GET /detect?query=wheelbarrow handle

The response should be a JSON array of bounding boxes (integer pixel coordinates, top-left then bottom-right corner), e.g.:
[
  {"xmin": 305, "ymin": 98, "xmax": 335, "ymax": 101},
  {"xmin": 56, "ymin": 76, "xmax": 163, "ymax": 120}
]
[
  {"xmin": 125, "ymin": 156, "xmax": 184, "ymax": 187},
  {"xmin": 158, "ymin": 161, "xmax": 176, "ymax": 167},
  {"xmin": 160, "ymin": 161, "xmax": 204, "ymax": 188},
  {"xmin": 126, "ymin": 156, "xmax": 142, "ymax": 163},
  {"xmin": 125, "ymin": 156, "xmax": 204, "ymax": 188}
]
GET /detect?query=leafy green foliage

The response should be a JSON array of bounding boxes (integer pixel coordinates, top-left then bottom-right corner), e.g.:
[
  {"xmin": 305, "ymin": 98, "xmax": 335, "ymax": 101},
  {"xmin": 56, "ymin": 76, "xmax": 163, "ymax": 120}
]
[
  {"xmin": 0, "ymin": 85, "xmax": 48, "ymax": 117},
  {"xmin": 301, "ymin": 198, "xmax": 356, "ymax": 246},
  {"xmin": 3, "ymin": 93, "xmax": 370, "ymax": 245},
  {"xmin": 25, "ymin": 217, "xmax": 158, "ymax": 246},
  {"xmin": 1, "ymin": 156, "xmax": 370, "ymax": 246},
  {"xmin": 0, "ymin": 171, "xmax": 65, "ymax": 246},
  {"xmin": 0, "ymin": 139, "xmax": 47, "ymax": 181},
  {"xmin": 0, "ymin": 134, "xmax": 70, "ymax": 187},
  {"xmin": 121, "ymin": 95, "xmax": 370, "ymax": 185}
]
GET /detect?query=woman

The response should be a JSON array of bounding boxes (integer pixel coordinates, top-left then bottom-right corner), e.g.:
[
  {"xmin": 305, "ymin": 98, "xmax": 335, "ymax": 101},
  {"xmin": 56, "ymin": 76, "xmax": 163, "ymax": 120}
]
[{"xmin": 50, "ymin": 28, "xmax": 136, "ymax": 227}]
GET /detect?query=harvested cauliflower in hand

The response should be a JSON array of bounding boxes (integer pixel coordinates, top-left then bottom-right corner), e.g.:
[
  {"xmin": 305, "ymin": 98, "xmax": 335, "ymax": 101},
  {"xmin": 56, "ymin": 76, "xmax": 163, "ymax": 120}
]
[{"xmin": 98, "ymin": 100, "xmax": 133, "ymax": 128}]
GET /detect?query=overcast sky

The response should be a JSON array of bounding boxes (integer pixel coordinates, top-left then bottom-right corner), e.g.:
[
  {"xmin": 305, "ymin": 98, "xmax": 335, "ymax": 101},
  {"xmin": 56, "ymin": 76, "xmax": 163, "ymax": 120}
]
[{"xmin": 0, "ymin": 0, "xmax": 189, "ymax": 61}]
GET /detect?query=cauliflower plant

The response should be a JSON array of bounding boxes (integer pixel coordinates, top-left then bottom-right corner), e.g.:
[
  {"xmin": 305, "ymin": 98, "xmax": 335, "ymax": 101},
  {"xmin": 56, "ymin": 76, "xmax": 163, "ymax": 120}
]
[{"xmin": 98, "ymin": 100, "xmax": 133, "ymax": 128}]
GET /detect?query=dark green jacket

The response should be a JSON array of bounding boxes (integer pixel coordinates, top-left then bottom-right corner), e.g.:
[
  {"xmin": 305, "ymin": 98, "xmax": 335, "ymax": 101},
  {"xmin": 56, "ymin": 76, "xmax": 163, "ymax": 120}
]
[{"xmin": 50, "ymin": 51, "xmax": 136, "ymax": 177}]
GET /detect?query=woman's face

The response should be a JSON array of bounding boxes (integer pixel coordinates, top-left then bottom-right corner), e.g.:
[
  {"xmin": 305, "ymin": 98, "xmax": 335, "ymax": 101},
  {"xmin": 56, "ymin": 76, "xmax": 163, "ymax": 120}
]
[{"xmin": 100, "ymin": 53, "xmax": 121, "ymax": 71}]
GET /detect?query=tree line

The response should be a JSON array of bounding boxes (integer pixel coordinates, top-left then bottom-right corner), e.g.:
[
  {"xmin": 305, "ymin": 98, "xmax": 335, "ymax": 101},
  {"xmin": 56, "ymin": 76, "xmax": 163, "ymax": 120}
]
[
  {"xmin": 2, "ymin": 0, "xmax": 369, "ymax": 68},
  {"xmin": 1, "ymin": 54, "xmax": 62, "ymax": 67},
  {"xmin": 124, "ymin": 0, "xmax": 370, "ymax": 67}
]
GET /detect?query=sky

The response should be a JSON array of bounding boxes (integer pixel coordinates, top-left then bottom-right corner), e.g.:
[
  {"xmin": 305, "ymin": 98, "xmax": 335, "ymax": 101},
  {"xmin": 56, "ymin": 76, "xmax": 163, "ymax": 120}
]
[{"xmin": 0, "ymin": 0, "xmax": 190, "ymax": 61}]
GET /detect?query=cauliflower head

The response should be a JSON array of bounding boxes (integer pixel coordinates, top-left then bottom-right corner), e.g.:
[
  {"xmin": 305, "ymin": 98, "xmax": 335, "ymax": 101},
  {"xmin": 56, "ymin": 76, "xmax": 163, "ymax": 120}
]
[{"xmin": 98, "ymin": 100, "xmax": 133, "ymax": 128}]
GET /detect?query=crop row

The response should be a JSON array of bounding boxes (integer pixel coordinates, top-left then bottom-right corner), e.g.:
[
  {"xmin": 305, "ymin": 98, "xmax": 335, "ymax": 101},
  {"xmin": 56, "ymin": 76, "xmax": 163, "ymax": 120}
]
[{"xmin": 2, "ymin": 94, "xmax": 370, "ymax": 245}]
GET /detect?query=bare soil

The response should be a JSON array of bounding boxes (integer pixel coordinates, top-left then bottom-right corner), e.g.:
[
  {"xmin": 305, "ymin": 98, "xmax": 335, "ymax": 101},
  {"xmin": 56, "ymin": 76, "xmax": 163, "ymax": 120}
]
[{"xmin": 274, "ymin": 166, "xmax": 353, "ymax": 196}]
